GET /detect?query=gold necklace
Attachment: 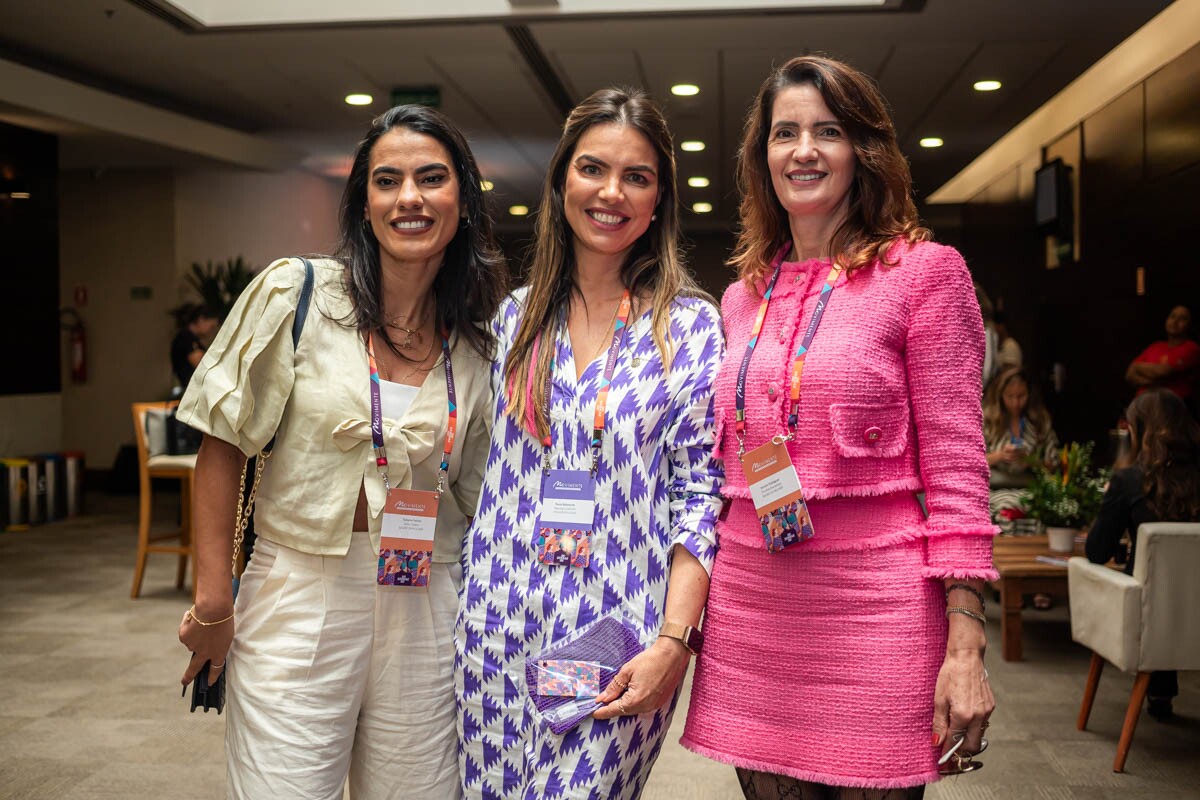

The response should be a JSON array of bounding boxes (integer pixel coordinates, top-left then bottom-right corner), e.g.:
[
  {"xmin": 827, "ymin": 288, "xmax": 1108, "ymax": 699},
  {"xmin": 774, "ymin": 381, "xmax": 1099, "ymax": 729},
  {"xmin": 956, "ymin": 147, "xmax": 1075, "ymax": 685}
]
[
  {"xmin": 577, "ymin": 297, "xmax": 622, "ymax": 365},
  {"xmin": 385, "ymin": 303, "xmax": 432, "ymax": 350}
]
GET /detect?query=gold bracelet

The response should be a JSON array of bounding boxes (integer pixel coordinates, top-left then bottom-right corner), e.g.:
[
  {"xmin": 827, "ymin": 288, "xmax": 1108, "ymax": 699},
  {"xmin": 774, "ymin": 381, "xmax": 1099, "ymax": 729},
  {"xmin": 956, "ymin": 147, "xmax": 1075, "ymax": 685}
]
[
  {"xmin": 186, "ymin": 605, "xmax": 235, "ymax": 627},
  {"xmin": 946, "ymin": 606, "xmax": 987, "ymax": 625}
]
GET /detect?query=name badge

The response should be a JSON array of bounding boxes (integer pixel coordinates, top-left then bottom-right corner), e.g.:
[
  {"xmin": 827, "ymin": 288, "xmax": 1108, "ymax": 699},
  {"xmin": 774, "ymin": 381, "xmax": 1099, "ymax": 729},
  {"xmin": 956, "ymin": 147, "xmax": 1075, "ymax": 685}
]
[
  {"xmin": 536, "ymin": 469, "xmax": 596, "ymax": 568},
  {"xmin": 742, "ymin": 438, "xmax": 815, "ymax": 552},
  {"xmin": 379, "ymin": 488, "xmax": 439, "ymax": 587}
]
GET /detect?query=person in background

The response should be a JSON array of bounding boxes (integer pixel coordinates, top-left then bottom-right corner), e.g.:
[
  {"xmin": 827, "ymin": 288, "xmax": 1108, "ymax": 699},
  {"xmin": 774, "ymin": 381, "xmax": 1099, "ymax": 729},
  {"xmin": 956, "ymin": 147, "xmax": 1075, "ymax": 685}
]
[
  {"xmin": 993, "ymin": 310, "xmax": 1022, "ymax": 371},
  {"xmin": 177, "ymin": 104, "xmax": 505, "ymax": 799},
  {"xmin": 1126, "ymin": 305, "xmax": 1200, "ymax": 401},
  {"xmin": 984, "ymin": 367, "xmax": 1058, "ymax": 514},
  {"xmin": 975, "ymin": 283, "xmax": 999, "ymax": 390},
  {"xmin": 681, "ymin": 55, "xmax": 994, "ymax": 798},
  {"xmin": 171, "ymin": 303, "xmax": 219, "ymax": 391},
  {"xmin": 1086, "ymin": 387, "xmax": 1200, "ymax": 721}
]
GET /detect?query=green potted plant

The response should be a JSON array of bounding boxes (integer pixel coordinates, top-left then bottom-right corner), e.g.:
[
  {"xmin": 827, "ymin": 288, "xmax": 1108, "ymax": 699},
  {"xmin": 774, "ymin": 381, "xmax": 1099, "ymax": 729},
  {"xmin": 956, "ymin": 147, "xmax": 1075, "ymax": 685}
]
[
  {"xmin": 1020, "ymin": 441, "xmax": 1109, "ymax": 552},
  {"xmin": 184, "ymin": 256, "xmax": 257, "ymax": 321}
]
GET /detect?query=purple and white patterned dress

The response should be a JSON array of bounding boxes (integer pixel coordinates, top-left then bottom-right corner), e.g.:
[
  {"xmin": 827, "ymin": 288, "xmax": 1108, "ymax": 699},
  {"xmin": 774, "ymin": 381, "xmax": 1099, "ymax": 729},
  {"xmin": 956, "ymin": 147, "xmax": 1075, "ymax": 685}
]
[{"xmin": 455, "ymin": 289, "xmax": 725, "ymax": 799}]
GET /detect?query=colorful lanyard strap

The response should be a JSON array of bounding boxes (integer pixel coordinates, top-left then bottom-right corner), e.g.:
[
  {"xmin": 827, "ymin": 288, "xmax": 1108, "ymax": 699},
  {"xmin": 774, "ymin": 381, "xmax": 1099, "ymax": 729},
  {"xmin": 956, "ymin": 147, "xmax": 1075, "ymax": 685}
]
[
  {"xmin": 367, "ymin": 329, "xmax": 457, "ymax": 494},
  {"xmin": 541, "ymin": 289, "xmax": 632, "ymax": 477},
  {"xmin": 734, "ymin": 246, "xmax": 842, "ymax": 459}
]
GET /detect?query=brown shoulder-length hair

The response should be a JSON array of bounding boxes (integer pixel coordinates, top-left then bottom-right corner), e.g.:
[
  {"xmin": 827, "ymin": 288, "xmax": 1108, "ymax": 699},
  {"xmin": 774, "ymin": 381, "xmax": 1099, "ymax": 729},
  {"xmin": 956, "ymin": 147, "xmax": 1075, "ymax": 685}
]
[
  {"xmin": 502, "ymin": 86, "xmax": 706, "ymax": 440},
  {"xmin": 1123, "ymin": 388, "xmax": 1200, "ymax": 522},
  {"xmin": 730, "ymin": 54, "xmax": 930, "ymax": 287}
]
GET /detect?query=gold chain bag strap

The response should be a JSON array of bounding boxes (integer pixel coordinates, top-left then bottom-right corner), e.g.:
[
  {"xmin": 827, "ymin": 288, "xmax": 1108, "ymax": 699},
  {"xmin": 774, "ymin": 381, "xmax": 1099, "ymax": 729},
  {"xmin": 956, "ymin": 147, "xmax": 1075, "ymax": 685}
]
[{"xmin": 231, "ymin": 256, "xmax": 315, "ymax": 583}]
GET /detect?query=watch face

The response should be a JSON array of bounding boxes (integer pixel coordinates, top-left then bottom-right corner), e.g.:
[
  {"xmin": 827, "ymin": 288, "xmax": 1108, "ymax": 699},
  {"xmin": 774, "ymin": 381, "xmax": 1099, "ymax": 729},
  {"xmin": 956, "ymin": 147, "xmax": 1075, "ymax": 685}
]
[{"xmin": 687, "ymin": 627, "xmax": 704, "ymax": 654}]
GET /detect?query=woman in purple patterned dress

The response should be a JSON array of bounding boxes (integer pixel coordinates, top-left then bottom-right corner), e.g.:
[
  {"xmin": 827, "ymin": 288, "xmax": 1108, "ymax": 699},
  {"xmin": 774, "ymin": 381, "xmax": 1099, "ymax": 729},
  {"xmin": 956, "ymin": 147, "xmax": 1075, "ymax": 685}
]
[{"xmin": 454, "ymin": 87, "xmax": 725, "ymax": 799}]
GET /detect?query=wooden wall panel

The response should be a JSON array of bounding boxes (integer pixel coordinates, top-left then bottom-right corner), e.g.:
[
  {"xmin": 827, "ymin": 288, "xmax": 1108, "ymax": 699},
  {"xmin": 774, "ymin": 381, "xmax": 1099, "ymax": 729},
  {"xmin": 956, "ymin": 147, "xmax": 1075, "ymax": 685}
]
[{"xmin": 1145, "ymin": 41, "xmax": 1200, "ymax": 180}]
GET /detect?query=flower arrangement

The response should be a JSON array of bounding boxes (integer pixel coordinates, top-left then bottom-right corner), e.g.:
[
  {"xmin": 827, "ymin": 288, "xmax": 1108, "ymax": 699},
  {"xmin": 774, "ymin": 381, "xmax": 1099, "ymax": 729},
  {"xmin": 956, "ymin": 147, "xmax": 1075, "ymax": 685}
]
[{"xmin": 1019, "ymin": 441, "xmax": 1109, "ymax": 529}]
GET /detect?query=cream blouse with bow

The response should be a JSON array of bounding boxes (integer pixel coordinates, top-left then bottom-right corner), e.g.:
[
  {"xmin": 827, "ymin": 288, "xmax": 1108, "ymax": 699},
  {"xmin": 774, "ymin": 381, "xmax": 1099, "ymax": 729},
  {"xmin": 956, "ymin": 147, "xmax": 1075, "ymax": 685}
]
[{"xmin": 177, "ymin": 257, "xmax": 492, "ymax": 561}]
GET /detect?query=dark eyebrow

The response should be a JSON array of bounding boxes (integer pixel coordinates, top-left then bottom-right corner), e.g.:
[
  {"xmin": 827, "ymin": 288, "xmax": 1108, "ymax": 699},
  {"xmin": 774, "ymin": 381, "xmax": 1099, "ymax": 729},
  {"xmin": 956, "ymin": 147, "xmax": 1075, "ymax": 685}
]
[
  {"xmin": 576, "ymin": 153, "xmax": 656, "ymax": 175},
  {"xmin": 772, "ymin": 119, "xmax": 843, "ymax": 130},
  {"xmin": 371, "ymin": 163, "xmax": 451, "ymax": 177}
]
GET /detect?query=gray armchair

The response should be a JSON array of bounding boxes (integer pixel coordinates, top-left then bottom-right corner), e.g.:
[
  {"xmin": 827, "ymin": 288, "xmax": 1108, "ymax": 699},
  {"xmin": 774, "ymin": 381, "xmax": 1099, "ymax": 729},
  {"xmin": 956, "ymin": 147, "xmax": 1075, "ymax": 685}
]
[{"xmin": 1068, "ymin": 522, "xmax": 1200, "ymax": 772}]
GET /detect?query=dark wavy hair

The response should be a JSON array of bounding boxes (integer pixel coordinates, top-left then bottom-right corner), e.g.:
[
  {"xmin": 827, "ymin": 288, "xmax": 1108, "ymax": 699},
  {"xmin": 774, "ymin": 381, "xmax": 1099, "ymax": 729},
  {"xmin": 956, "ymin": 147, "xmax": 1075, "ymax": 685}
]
[
  {"xmin": 1124, "ymin": 388, "xmax": 1200, "ymax": 522},
  {"xmin": 334, "ymin": 104, "xmax": 506, "ymax": 359},
  {"xmin": 730, "ymin": 54, "xmax": 931, "ymax": 286}
]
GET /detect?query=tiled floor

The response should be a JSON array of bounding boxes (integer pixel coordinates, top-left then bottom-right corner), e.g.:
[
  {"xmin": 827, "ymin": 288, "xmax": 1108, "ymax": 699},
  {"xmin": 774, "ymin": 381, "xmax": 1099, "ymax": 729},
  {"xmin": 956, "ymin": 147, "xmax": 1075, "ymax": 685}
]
[{"xmin": 2, "ymin": 493, "xmax": 1197, "ymax": 799}]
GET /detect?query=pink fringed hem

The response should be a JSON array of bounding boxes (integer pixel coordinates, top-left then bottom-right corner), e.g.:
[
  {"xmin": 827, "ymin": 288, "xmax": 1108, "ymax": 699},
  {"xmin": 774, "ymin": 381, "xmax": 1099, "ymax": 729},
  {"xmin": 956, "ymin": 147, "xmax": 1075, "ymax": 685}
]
[
  {"xmin": 678, "ymin": 737, "xmax": 937, "ymax": 790},
  {"xmin": 721, "ymin": 476, "xmax": 925, "ymax": 502},
  {"xmin": 922, "ymin": 566, "xmax": 1000, "ymax": 580}
]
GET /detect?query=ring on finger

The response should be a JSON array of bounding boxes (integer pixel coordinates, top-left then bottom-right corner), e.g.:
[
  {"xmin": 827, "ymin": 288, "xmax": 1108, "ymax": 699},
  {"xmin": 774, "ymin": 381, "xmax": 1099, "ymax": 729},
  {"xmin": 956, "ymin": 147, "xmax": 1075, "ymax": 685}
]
[
  {"xmin": 210, "ymin": 662, "xmax": 225, "ymax": 670},
  {"xmin": 618, "ymin": 699, "xmax": 629, "ymax": 715}
]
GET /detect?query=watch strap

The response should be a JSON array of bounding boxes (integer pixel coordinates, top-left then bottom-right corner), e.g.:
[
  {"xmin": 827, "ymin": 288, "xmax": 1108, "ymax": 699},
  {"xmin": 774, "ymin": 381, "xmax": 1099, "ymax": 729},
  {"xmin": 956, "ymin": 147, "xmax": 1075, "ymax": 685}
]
[{"xmin": 659, "ymin": 621, "xmax": 703, "ymax": 654}]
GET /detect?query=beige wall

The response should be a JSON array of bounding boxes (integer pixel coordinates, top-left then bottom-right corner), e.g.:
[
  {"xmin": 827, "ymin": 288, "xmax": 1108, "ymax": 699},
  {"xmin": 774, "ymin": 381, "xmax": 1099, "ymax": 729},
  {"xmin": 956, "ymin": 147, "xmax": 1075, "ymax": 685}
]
[
  {"xmin": 173, "ymin": 169, "xmax": 341, "ymax": 288},
  {"xmin": 24, "ymin": 167, "xmax": 342, "ymax": 471},
  {"xmin": 0, "ymin": 394, "xmax": 62, "ymax": 455},
  {"xmin": 57, "ymin": 169, "xmax": 178, "ymax": 468}
]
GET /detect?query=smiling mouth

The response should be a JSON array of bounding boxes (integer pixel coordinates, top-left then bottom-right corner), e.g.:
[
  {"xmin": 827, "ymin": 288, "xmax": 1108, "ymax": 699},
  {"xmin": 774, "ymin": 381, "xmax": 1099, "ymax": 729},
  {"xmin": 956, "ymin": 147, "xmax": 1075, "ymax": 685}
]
[
  {"xmin": 787, "ymin": 172, "xmax": 826, "ymax": 183},
  {"xmin": 587, "ymin": 209, "xmax": 629, "ymax": 226},
  {"xmin": 390, "ymin": 219, "xmax": 433, "ymax": 231}
]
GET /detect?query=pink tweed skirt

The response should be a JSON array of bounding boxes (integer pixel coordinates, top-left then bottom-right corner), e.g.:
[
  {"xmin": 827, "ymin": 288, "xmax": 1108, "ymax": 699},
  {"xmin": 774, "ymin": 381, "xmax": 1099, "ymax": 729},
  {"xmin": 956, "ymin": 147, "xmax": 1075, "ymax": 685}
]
[{"xmin": 681, "ymin": 496, "xmax": 946, "ymax": 788}]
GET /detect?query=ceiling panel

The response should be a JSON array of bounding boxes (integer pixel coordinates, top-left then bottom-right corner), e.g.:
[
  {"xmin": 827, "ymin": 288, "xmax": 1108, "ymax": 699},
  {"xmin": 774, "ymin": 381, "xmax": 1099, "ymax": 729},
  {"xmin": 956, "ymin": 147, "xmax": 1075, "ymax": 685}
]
[{"xmin": 0, "ymin": 0, "xmax": 1177, "ymax": 225}]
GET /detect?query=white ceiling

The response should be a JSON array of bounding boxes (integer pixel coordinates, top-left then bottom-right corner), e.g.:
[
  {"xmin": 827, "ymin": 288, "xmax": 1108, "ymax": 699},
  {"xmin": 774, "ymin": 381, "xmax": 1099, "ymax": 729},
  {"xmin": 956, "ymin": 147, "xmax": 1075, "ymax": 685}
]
[{"xmin": 0, "ymin": 0, "xmax": 1175, "ymax": 228}]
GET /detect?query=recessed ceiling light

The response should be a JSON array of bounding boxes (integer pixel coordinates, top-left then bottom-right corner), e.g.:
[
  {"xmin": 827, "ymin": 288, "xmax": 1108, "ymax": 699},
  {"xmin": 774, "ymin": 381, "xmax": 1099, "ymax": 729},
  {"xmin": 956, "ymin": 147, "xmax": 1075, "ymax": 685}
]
[
  {"xmin": 345, "ymin": 93, "xmax": 373, "ymax": 106},
  {"xmin": 687, "ymin": 177, "xmax": 710, "ymax": 188},
  {"xmin": 480, "ymin": 180, "xmax": 494, "ymax": 192},
  {"xmin": 919, "ymin": 137, "xmax": 944, "ymax": 148},
  {"xmin": 692, "ymin": 202, "xmax": 713, "ymax": 213},
  {"xmin": 973, "ymin": 80, "xmax": 1002, "ymax": 92},
  {"xmin": 509, "ymin": 205, "xmax": 529, "ymax": 216},
  {"xmin": 671, "ymin": 84, "xmax": 700, "ymax": 97},
  {"xmin": 680, "ymin": 141, "xmax": 706, "ymax": 153},
  {"xmin": 9, "ymin": 192, "xmax": 31, "ymax": 200}
]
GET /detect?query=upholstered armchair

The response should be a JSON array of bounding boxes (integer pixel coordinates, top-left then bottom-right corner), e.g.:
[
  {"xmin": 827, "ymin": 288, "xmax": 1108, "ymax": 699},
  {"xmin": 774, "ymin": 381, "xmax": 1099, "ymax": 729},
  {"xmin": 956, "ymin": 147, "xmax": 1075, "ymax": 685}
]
[{"xmin": 1068, "ymin": 522, "xmax": 1200, "ymax": 772}]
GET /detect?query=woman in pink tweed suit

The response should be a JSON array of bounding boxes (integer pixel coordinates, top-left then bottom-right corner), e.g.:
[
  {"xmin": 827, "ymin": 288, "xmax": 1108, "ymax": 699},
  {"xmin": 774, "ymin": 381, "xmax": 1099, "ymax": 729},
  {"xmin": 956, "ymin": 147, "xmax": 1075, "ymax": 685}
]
[{"xmin": 681, "ymin": 56, "xmax": 996, "ymax": 798}]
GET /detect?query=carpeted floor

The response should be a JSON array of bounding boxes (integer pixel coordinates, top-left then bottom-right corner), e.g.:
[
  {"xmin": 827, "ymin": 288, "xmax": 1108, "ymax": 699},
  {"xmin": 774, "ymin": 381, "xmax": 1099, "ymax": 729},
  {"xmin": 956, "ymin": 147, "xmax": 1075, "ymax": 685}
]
[{"xmin": 2, "ymin": 492, "xmax": 1197, "ymax": 799}]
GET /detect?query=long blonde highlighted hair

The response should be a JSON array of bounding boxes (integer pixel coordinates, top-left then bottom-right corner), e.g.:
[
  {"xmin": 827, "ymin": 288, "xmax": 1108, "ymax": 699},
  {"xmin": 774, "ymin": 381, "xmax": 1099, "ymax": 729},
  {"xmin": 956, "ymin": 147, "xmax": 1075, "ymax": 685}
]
[{"xmin": 503, "ymin": 87, "xmax": 704, "ymax": 440}]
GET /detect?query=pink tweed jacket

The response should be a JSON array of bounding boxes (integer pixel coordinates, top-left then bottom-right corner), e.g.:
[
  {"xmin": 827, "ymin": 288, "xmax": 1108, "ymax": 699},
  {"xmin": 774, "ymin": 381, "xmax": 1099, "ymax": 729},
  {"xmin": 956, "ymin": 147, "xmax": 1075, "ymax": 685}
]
[{"xmin": 714, "ymin": 239, "xmax": 998, "ymax": 579}]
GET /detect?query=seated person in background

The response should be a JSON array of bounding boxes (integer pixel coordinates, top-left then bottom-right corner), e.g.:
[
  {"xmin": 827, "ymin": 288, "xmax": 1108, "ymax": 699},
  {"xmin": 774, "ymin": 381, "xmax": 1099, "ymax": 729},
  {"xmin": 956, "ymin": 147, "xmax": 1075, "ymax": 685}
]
[
  {"xmin": 1126, "ymin": 305, "xmax": 1200, "ymax": 401},
  {"xmin": 170, "ymin": 303, "xmax": 219, "ymax": 392},
  {"xmin": 994, "ymin": 310, "xmax": 1023, "ymax": 371},
  {"xmin": 1087, "ymin": 388, "xmax": 1200, "ymax": 721},
  {"xmin": 985, "ymin": 367, "xmax": 1058, "ymax": 518}
]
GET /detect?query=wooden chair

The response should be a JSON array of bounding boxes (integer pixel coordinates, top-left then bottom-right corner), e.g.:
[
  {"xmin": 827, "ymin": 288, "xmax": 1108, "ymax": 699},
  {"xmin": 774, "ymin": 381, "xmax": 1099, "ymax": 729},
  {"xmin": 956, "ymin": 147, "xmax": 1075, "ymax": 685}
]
[
  {"xmin": 1068, "ymin": 523, "xmax": 1200, "ymax": 772},
  {"xmin": 130, "ymin": 401, "xmax": 198, "ymax": 598}
]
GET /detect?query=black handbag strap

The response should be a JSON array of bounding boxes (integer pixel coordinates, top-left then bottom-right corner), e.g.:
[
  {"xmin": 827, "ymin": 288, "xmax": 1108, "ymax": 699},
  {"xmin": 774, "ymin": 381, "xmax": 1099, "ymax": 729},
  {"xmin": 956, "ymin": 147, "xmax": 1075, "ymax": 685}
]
[{"xmin": 261, "ymin": 257, "xmax": 314, "ymax": 457}]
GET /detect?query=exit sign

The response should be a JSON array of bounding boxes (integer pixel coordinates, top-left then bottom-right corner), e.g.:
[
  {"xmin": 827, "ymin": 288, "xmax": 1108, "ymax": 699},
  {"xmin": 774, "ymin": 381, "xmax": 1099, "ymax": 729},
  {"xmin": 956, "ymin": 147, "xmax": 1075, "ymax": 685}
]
[{"xmin": 390, "ymin": 86, "xmax": 441, "ymax": 108}]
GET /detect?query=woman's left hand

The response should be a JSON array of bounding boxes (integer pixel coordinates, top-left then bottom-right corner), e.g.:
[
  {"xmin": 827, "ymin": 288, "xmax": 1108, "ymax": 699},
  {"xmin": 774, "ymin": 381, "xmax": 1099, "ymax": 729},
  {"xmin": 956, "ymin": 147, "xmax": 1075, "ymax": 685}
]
[
  {"xmin": 932, "ymin": 648, "xmax": 995, "ymax": 763},
  {"xmin": 592, "ymin": 638, "xmax": 690, "ymax": 720}
]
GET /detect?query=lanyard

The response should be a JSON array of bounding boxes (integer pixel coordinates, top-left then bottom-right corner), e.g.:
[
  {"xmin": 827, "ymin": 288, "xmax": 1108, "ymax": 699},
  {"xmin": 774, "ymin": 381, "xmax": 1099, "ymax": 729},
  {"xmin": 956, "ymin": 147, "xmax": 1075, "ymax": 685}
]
[
  {"xmin": 734, "ymin": 246, "xmax": 842, "ymax": 458},
  {"xmin": 542, "ymin": 290, "xmax": 632, "ymax": 476},
  {"xmin": 367, "ymin": 329, "xmax": 457, "ymax": 494}
]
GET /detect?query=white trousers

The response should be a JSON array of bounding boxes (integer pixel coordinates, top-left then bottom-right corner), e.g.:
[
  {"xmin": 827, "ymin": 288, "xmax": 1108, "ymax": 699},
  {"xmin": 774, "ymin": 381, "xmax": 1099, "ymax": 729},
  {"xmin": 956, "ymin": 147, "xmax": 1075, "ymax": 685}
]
[{"xmin": 226, "ymin": 532, "xmax": 462, "ymax": 800}]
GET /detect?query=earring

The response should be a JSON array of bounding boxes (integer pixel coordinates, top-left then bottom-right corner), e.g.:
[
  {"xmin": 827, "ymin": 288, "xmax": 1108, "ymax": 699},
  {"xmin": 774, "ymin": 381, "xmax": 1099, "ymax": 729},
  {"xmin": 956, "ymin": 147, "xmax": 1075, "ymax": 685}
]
[{"xmin": 651, "ymin": 214, "xmax": 657, "ymax": 221}]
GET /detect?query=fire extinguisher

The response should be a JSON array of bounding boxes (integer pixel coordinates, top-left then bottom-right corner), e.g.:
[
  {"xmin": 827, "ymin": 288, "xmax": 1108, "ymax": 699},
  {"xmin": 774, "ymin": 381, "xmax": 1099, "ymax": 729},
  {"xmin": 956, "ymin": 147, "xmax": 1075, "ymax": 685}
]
[{"xmin": 59, "ymin": 308, "xmax": 87, "ymax": 384}]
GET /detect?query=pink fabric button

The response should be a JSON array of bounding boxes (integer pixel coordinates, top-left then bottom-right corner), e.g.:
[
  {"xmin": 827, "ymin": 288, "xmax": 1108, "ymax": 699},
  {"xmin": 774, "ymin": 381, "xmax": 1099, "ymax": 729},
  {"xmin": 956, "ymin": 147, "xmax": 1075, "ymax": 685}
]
[
  {"xmin": 864, "ymin": 426, "xmax": 883, "ymax": 443},
  {"xmin": 767, "ymin": 384, "xmax": 779, "ymax": 398}
]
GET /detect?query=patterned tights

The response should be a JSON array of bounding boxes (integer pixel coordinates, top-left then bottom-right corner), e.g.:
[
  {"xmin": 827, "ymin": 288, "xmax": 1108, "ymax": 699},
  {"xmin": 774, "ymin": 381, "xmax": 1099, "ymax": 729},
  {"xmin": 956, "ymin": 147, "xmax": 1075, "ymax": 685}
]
[{"xmin": 736, "ymin": 769, "xmax": 926, "ymax": 800}]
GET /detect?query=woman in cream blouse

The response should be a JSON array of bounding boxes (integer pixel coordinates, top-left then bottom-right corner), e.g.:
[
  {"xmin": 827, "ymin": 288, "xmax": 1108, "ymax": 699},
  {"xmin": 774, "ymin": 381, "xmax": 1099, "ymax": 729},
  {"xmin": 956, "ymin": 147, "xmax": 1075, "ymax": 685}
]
[{"xmin": 176, "ymin": 105, "xmax": 506, "ymax": 799}]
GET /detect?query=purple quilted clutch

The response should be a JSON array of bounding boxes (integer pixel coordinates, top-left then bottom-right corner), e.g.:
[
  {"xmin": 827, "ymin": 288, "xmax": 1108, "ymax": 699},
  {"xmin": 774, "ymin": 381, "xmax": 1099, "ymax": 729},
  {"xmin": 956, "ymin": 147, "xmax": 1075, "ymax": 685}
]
[{"xmin": 525, "ymin": 613, "xmax": 644, "ymax": 734}]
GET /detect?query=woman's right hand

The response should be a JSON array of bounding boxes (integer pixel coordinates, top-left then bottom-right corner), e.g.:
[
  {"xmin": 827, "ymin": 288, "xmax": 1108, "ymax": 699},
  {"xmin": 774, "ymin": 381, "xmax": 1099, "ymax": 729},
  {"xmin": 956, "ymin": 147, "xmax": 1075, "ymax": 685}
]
[{"xmin": 179, "ymin": 604, "xmax": 235, "ymax": 686}]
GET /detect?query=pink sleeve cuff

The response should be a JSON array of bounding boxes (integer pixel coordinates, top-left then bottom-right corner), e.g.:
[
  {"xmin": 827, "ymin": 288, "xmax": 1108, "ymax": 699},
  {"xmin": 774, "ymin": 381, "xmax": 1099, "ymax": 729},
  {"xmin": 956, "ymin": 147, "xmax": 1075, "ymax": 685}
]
[{"xmin": 922, "ymin": 526, "xmax": 999, "ymax": 581}]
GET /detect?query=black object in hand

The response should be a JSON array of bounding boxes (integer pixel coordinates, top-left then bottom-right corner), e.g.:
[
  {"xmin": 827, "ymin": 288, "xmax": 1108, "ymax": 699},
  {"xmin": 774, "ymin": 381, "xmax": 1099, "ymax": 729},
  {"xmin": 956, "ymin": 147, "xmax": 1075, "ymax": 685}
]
[{"xmin": 187, "ymin": 659, "xmax": 225, "ymax": 714}]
